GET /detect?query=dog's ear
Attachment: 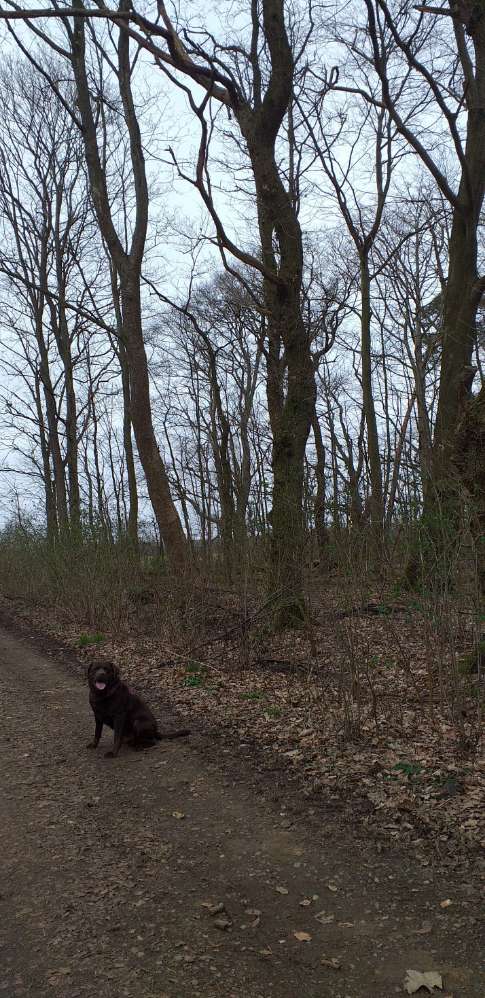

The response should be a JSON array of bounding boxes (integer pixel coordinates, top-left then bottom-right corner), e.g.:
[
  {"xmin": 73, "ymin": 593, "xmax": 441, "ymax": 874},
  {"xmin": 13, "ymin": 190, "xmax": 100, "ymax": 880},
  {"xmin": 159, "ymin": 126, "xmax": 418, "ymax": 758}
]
[
  {"xmin": 109, "ymin": 662, "xmax": 120, "ymax": 681},
  {"xmin": 87, "ymin": 661, "xmax": 96, "ymax": 681}
]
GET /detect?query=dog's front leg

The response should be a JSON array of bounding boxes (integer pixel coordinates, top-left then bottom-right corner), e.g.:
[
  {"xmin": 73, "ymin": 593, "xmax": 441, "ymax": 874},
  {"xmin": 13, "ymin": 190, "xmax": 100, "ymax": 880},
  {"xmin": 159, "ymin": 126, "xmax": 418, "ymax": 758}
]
[
  {"xmin": 105, "ymin": 715, "xmax": 125, "ymax": 758},
  {"xmin": 87, "ymin": 717, "xmax": 103, "ymax": 749}
]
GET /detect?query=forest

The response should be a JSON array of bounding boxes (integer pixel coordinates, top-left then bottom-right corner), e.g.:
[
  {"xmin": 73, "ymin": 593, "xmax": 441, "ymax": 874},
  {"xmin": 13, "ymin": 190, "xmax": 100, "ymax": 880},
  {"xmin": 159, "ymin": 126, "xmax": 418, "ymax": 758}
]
[{"xmin": 0, "ymin": 0, "xmax": 483, "ymax": 856}]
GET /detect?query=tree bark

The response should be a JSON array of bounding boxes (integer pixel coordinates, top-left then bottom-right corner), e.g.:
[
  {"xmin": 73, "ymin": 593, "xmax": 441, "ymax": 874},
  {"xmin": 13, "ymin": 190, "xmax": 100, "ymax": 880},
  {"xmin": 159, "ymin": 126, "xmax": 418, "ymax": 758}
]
[
  {"xmin": 454, "ymin": 384, "xmax": 485, "ymax": 606},
  {"xmin": 206, "ymin": 347, "xmax": 235, "ymax": 578},
  {"xmin": 36, "ymin": 316, "xmax": 69, "ymax": 530},
  {"xmin": 70, "ymin": 4, "xmax": 188, "ymax": 566},
  {"xmin": 51, "ymin": 181, "xmax": 81, "ymax": 531},
  {"xmin": 360, "ymin": 251, "xmax": 384, "ymax": 538},
  {"xmin": 120, "ymin": 282, "xmax": 187, "ymax": 563},
  {"xmin": 417, "ymin": 157, "xmax": 484, "ymax": 582},
  {"xmin": 33, "ymin": 370, "xmax": 58, "ymax": 539},
  {"xmin": 432, "ymin": 205, "xmax": 483, "ymax": 484},
  {"xmin": 119, "ymin": 339, "xmax": 139, "ymax": 549},
  {"xmin": 312, "ymin": 410, "xmax": 329, "ymax": 560},
  {"xmin": 429, "ymin": 6, "xmax": 485, "ymax": 490},
  {"xmin": 365, "ymin": 0, "xmax": 485, "ymax": 577},
  {"xmin": 111, "ymin": 266, "xmax": 139, "ymax": 549},
  {"xmin": 236, "ymin": 1, "xmax": 316, "ymax": 622},
  {"xmin": 55, "ymin": 304, "xmax": 81, "ymax": 529}
]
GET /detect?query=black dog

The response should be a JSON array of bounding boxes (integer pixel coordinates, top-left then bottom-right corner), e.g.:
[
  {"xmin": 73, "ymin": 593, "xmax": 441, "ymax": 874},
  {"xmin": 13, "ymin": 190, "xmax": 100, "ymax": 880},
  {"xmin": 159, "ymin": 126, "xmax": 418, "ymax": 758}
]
[{"xmin": 87, "ymin": 661, "xmax": 189, "ymax": 758}]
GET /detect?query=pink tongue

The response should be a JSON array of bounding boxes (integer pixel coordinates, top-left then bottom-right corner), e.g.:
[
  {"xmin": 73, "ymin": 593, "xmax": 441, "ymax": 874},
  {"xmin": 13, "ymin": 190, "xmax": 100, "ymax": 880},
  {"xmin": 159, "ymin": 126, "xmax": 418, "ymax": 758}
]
[{"xmin": 95, "ymin": 681, "xmax": 106, "ymax": 690}]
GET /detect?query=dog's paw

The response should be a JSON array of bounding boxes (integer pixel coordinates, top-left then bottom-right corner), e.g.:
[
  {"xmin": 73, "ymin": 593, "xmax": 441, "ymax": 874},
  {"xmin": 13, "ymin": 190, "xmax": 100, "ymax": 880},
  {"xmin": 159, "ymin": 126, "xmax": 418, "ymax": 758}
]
[
  {"xmin": 86, "ymin": 742, "xmax": 98, "ymax": 749},
  {"xmin": 104, "ymin": 750, "xmax": 115, "ymax": 758}
]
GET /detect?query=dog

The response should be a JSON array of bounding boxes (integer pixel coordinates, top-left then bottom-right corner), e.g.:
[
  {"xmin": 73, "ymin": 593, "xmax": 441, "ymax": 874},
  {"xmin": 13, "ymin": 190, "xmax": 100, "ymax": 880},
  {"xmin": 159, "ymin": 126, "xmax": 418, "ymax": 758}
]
[{"xmin": 87, "ymin": 661, "xmax": 189, "ymax": 758}]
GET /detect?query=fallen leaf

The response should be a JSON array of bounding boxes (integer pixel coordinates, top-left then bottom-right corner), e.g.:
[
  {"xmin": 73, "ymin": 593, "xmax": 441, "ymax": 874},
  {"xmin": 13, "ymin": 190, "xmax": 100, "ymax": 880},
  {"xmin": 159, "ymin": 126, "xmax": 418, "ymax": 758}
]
[
  {"xmin": 275, "ymin": 886, "xmax": 289, "ymax": 895},
  {"xmin": 314, "ymin": 911, "xmax": 335, "ymax": 924},
  {"xmin": 293, "ymin": 931, "xmax": 312, "ymax": 942},
  {"xmin": 299, "ymin": 898, "xmax": 312, "ymax": 907},
  {"xmin": 404, "ymin": 969, "xmax": 443, "ymax": 994},
  {"xmin": 202, "ymin": 902, "xmax": 225, "ymax": 916},
  {"xmin": 321, "ymin": 957, "xmax": 341, "ymax": 970},
  {"xmin": 415, "ymin": 921, "xmax": 433, "ymax": 935},
  {"xmin": 243, "ymin": 907, "xmax": 260, "ymax": 928},
  {"xmin": 327, "ymin": 882, "xmax": 338, "ymax": 892},
  {"xmin": 172, "ymin": 811, "xmax": 185, "ymax": 820},
  {"xmin": 439, "ymin": 899, "xmax": 452, "ymax": 908}
]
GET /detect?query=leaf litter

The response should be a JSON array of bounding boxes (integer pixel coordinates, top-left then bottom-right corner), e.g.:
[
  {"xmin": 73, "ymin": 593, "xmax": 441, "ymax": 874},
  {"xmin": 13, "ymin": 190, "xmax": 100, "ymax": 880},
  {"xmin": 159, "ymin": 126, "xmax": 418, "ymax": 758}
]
[
  {"xmin": 404, "ymin": 969, "xmax": 443, "ymax": 994},
  {"xmin": 3, "ymin": 580, "xmax": 483, "ymax": 864}
]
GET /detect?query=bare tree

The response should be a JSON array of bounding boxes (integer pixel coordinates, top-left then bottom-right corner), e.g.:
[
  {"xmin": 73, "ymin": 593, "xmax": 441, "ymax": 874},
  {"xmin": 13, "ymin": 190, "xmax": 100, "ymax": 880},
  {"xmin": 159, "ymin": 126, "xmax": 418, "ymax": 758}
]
[
  {"xmin": 150, "ymin": 0, "xmax": 319, "ymax": 621},
  {"xmin": 0, "ymin": 5, "xmax": 190, "ymax": 563},
  {"xmin": 152, "ymin": 268, "xmax": 265, "ymax": 575},
  {"xmin": 13, "ymin": 0, "xmax": 322, "ymax": 621},
  {"xmin": 297, "ymin": 14, "xmax": 409, "ymax": 548},
  {"xmin": 375, "ymin": 198, "xmax": 446, "ymax": 503},
  {"xmin": 362, "ymin": 1, "xmax": 485, "ymax": 543},
  {"xmin": 0, "ymin": 60, "xmax": 97, "ymax": 534}
]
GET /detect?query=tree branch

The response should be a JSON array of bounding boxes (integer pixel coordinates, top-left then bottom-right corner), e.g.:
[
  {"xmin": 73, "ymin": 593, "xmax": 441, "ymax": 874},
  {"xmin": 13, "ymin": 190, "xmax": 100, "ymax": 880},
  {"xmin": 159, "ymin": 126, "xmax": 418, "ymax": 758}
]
[{"xmin": 364, "ymin": 0, "xmax": 459, "ymax": 208}]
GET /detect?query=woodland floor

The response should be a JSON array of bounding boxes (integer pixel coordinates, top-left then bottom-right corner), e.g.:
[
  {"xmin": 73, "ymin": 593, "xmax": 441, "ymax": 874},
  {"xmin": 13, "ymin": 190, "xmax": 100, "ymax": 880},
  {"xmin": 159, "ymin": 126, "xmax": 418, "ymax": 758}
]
[
  {"xmin": 0, "ymin": 576, "xmax": 483, "ymax": 869},
  {"xmin": 0, "ymin": 622, "xmax": 484, "ymax": 998}
]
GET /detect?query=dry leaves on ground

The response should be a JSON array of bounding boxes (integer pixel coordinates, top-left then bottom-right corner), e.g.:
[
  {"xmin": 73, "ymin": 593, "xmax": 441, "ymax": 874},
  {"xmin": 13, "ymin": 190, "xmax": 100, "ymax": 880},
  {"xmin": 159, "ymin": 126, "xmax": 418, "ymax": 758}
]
[
  {"xmin": 404, "ymin": 969, "xmax": 443, "ymax": 994},
  {"xmin": 1, "ymin": 581, "xmax": 483, "ymax": 863}
]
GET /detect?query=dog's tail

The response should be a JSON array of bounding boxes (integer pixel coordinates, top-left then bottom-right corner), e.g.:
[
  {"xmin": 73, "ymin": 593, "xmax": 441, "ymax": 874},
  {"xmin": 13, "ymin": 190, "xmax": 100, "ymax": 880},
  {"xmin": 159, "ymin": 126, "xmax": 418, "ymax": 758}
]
[{"xmin": 155, "ymin": 727, "xmax": 190, "ymax": 740}]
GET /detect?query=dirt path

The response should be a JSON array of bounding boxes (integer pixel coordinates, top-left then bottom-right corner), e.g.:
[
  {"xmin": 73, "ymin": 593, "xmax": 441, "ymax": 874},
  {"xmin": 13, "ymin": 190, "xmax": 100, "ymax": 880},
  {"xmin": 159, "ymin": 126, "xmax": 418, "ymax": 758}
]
[{"xmin": 0, "ymin": 628, "xmax": 483, "ymax": 998}]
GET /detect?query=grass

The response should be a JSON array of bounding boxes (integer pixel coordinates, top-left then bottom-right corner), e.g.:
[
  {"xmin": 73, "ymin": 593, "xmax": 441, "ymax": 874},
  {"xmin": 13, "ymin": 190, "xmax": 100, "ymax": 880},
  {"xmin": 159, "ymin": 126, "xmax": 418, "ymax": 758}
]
[
  {"xmin": 183, "ymin": 660, "xmax": 208, "ymax": 688},
  {"xmin": 264, "ymin": 705, "xmax": 283, "ymax": 718},
  {"xmin": 0, "ymin": 524, "xmax": 147, "ymax": 630},
  {"xmin": 392, "ymin": 761, "xmax": 422, "ymax": 778},
  {"xmin": 78, "ymin": 632, "xmax": 105, "ymax": 647}
]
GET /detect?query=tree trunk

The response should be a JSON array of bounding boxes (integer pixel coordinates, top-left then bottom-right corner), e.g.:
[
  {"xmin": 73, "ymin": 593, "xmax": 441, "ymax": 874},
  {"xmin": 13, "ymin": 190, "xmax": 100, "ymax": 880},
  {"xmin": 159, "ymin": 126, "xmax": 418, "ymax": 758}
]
[
  {"xmin": 62, "ymin": 339, "xmax": 81, "ymax": 530},
  {"xmin": 112, "ymin": 267, "xmax": 139, "ymax": 549},
  {"xmin": 34, "ymin": 371, "xmax": 58, "ymax": 539},
  {"xmin": 83, "ymin": 438, "xmax": 95, "ymax": 532},
  {"xmin": 47, "ymin": 296, "xmax": 80, "ymax": 531},
  {"xmin": 312, "ymin": 410, "xmax": 329, "ymax": 560},
  {"xmin": 52, "ymin": 182, "xmax": 81, "ymax": 531},
  {"xmin": 119, "ymin": 340, "xmax": 139, "ymax": 549},
  {"xmin": 120, "ymin": 280, "xmax": 188, "ymax": 567},
  {"xmin": 360, "ymin": 251, "xmax": 383, "ymax": 539},
  {"xmin": 90, "ymin": 392, "xmax": 107, "ymax": 534},
  {"xmin": 231, "ymin": 336, "xmax": 260, "ymax": 551},
  {"xmin": 240, "ymin": 109, "xmax": 316, "ymax": 624},
  {"xmin": 454, "ymin": 384, "xmax": 485, "ymax": 607},
  {"xmin": 36, "ymin": 322, "xmax": 69, "ymax": 530},
  {"xmin": 385, "ymin": 391, "xmax": 415, "ymax": 527},
  {"xmin": 265, "ymin": 284, "xmax": 316, "ymax": 625},
  {"xmin": 70, "ymin": 9, "xmax": 187, "ymax": 566},
  {"xmin": 431, "ymin": 2, "xmax": 485, "ymax": 487},
  {"xmin": 412, "ymin": 319, "xmax": 433, "ymax": 495},
  {"xmin": 207, "ymin": 352, "xmax": 235, "ymax": 578},
  {"xmin": 407, "ymin": 208, "xmax": 483, "ymax": 586},
  {"xmin": 432, "ymin": 207, "xmax": 481, "ymax": 486}
]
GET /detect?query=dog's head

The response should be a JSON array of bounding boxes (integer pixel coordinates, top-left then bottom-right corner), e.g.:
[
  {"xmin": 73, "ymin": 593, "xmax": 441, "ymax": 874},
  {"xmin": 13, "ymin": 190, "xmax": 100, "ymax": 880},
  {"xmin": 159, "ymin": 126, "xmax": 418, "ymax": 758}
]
[{"xmin": 87, "ymin": 661, "xmax": 120, "ymax": 695}]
